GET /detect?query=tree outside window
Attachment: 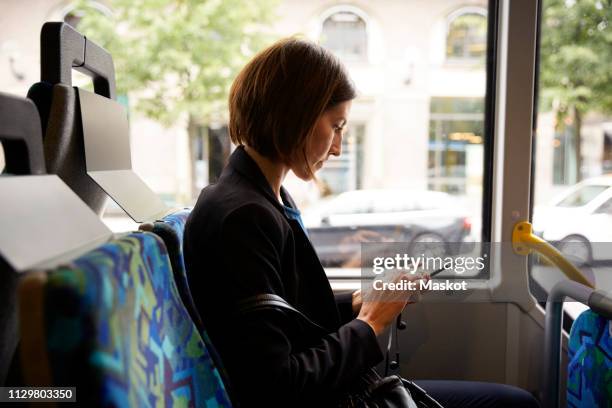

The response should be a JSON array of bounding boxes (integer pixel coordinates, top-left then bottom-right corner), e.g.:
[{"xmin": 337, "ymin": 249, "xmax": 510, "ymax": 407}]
[
  {"xmin": 69, "ymin": 0, "xmax": 276, "ymax": 202},
  {"xmin": 539, "ymin": 0, "xmax": 612, "ymax": 185}
]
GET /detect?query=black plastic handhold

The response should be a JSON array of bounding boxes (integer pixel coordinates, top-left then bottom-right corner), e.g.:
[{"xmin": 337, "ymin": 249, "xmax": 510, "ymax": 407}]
[{"xmin": 40, "ymin": 22, "xmax": 116, "ymax": 100}]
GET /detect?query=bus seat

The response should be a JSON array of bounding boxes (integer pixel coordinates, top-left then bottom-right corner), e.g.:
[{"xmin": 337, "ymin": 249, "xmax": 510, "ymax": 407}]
[
  {"xmin": 19, "ymin": 232, "xmax": 232, "ymax": 407},
  {"xmin": 76, "ymin": 87, "xmax": 168, "ymax": 223},
  {"xmin": 26, "ymin": 22, "xmax": 118, "ymax": 216},
  {"xmin": 544, "ymin": 281, "xmax": 612, "ymax": 407},
  {"xmin": 0, "ymin": 92, "xmax": 46, "ymax": 176},
  {"xmin": 0, "ymin": 256, "xmax": 19, "ymax": 386},
  {"xmin": 25, "ymin": 81, "xmax": 53, "ymax": 144},
  {"xmin": 567, "ymin": 309, "xmax": 611, "ymax": 407},
  {"xmin": 43, "ymin": 83, "xmax": 110, "ymax": 213},
  {"xmin": 140, "ymin": 210, "xmax": 234, "ymax": 395},
  {"xmin": 27, "ymin": 23, "xmax": 168, "ymax": 223},
  {"xmin": 140, "ymin": 210, "xmax": 203, "ymax": 329},
  {"xmin": 0, "ymin": 92, "xmax": 47, "ymax": 386}
]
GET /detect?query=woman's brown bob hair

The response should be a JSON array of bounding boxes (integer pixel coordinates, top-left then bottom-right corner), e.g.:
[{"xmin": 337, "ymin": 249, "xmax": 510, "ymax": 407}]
[{"xmin": 228, "ymin": 37, "xmax": 356, "ymax": 170}]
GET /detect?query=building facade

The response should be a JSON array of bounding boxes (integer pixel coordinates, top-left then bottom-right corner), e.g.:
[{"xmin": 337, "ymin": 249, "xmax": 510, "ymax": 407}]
[{"xmin": 1, "ymin": 0, "xmax": 610, "ymax": 214}]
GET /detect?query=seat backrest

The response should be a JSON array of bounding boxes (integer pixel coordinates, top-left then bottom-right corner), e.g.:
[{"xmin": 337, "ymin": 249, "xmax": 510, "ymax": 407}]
[
  {"xmin": 0, "ymin": 93, "xmax": 46, "ymax": 176},
  {"xmin": 0, "ymin": 92, "xmax": 47, "ymax": 386},
  {"xmin": 143, "ymin": 210, "xmax": 234, "ymax": 397},
  {"xmin": 19, "ymin": 232, "xmax": 232, "ymax": 407},
  {"xmin": 145, "ymin": 210, "xmax": 202, "ymax": 327},
  {"xmin": 567, "ymin": 309, "xmax": 611, "ymax": 407},
  {"xmin": 0, "ymin": 256, "xmax": 19, "ymax": 386}
]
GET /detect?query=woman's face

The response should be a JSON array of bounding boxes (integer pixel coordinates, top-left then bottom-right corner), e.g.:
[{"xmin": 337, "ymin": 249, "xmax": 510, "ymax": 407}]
[{"xmin": 292, "ymin": 100, "xmax": 352, "ymax": 180}]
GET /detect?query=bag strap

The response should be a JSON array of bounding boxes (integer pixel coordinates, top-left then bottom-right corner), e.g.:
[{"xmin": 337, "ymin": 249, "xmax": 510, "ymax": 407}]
[
  {"xmin": 401, "ymin": 379, "xmax": 446, "ymax": 408},
  {"xmin": 239, "ymin": 294, "xmax": 401, "ymax": 376},
  {"xmin": 236, "ymin": 293, "xmax": 328, "ymax": 333},
  {"xmin": 237, "ymin": 295, "xmax": 444, "ymax": 408},
  {"xmin": 237, "ymin": 293, "xmax": 385, "ymax": 386}
]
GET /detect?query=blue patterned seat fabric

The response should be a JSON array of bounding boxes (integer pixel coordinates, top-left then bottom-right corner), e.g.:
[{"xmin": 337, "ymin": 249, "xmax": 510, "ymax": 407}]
[
  {"xmin": 151, "ymin": 210, "xmax": 232, "ymax": 392},
  {"xmin": 567, "ymin": 309, "xmax": 611, "ymax": 407},
  {"xmin": 152, "ymin": 210, "xmax": 202, "ymax": 328},
  {"xmin": 43, "ymin": 232, "xmax": 232, "ymax": 407}
]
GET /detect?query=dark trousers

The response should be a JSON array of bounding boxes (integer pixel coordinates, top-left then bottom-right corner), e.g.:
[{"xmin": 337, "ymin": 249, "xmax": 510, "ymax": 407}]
[{"xmin": 415, "ymin": 380, "xmax": 541, "ymax": 408}]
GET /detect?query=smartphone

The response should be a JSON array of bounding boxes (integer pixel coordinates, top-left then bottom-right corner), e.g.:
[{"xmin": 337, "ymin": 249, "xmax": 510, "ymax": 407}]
[{"xmin": 428, "ymin": 266, "xmax": 449, "ymax": 278}]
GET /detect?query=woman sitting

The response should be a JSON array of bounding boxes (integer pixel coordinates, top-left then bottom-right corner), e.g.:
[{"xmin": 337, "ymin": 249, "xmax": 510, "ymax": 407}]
[{"xmin": 184, "ymin": 37, "xmax": 540, "ymax": 408}]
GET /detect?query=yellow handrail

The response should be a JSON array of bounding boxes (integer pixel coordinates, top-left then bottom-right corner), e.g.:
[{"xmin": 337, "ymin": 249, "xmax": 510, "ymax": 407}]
[{"xmin": 512, "ymin": 221, "xmax": 594, "ymax": 289}]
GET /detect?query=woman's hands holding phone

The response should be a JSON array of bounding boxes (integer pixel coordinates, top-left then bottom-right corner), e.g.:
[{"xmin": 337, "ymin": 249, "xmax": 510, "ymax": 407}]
[{"xmin": 356, "ymin": 272, "xmax": 430, "ymax": 336}]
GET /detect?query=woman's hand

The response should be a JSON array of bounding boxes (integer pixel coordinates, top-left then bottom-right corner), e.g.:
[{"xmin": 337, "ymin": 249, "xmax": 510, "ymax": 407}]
[{"xmin": 356, "ymin": 271, "xmax": 429, "ymax": 336}]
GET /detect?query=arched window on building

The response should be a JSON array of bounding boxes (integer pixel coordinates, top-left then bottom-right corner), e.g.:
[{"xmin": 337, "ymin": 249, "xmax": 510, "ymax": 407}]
[
  {"xmin": 320, "ymin": 9, "xmax": 368, "ymax": 62},
  {"xmin": 446, "ymin": 8, "xmax": 487, "ymax": 62}
]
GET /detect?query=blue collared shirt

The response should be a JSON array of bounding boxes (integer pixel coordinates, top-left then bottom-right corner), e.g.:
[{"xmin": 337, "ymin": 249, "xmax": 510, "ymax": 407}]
[{"xmin": 281, "ymin": 200, "xmax": 308, "ymax": 236}]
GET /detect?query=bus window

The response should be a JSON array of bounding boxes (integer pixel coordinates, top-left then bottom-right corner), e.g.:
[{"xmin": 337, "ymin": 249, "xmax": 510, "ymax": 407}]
[
  {"xmin": 296, "ymin": 2, "xmax": 491, "ymax": 273},
  {"xmin": 531, "ymin": 0, "xmax": 612, "ymax": 306},
  {"xmin": 46, "ymin": 1, "xmax": 492, "ymax": 276}
]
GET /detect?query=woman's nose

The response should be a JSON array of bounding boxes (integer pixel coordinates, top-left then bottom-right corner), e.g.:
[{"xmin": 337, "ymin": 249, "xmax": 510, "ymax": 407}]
[{"xmin": 329, "ymin": 134, "xmax": 342, "ymax": 157}]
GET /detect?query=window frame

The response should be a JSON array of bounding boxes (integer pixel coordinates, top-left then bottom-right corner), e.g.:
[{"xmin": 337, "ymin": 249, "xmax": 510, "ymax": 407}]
[{"xmin": 327, "ymin": 0, "xmax": 500, "ymax": 284}]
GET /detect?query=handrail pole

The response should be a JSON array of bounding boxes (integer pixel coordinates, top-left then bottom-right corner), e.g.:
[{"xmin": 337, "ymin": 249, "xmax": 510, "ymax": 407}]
[{"xmin": 512, "ymin": 221, "xmax": 594, "ymax": 288}]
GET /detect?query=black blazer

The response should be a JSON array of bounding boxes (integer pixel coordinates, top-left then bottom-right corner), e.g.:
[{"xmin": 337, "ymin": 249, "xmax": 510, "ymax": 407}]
[{"xmin": 184, "ymin": 146, "xmax": 383, "ymax": 407}]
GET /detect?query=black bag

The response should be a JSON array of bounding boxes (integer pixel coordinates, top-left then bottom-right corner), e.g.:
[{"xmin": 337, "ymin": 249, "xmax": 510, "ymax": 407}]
[
  {"xmin": 338, "ymin": 373, "xmax": 418, "ymax": 408},
  {"xmin": 335, "ymin": 366, "xmax": 444, "ymax": 408},
  {"xmin": 237, "ymin": 293, "xmax": 444, "ymax": 408}
]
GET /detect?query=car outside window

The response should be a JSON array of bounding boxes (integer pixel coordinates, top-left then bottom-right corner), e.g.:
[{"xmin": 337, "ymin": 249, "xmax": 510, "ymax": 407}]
[
  {"xmin": 556, "ymin": 185, "xmax": 609, "ymax": 207},
  {"xmin": 595, "ymin": 198, "xmax": 612, "ymax": 215}
]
